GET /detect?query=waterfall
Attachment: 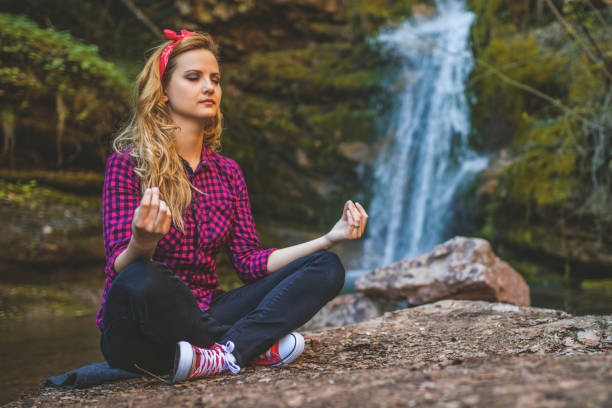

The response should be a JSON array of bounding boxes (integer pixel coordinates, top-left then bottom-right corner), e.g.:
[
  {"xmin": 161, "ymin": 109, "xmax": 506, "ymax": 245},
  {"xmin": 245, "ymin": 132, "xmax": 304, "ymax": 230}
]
[{"xmin": 360, "ymin": 0, "xmax": 489, "ymax": 269}]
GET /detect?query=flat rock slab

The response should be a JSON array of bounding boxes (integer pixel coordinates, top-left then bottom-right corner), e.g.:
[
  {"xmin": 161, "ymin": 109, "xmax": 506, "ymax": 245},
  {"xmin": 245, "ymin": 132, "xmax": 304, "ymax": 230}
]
[{"xmin": 7, "ymin": 300, "xmax": 611, "ymax": 408}]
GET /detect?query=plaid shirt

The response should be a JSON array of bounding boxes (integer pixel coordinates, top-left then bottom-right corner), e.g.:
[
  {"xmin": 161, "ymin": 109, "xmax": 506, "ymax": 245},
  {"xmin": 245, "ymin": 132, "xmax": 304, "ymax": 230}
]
[{"xmin": 96, "ymin": 144, "xmax": 277, "ymax": 330}]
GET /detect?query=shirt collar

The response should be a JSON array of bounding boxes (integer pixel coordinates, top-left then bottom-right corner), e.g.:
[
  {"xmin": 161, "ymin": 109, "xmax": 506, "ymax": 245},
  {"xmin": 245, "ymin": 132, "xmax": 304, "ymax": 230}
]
[
  {"xmin": 201, "ymin": 143, "xmax": 212, "ymax": 167},
  {"xmin": 178, "ymin": 141, "xmax": 212, "ymax": 174}
]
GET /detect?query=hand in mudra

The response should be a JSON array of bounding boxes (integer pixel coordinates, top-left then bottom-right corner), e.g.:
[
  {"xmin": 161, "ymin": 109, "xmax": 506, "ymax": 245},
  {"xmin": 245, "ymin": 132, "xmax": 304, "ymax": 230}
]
[
  {"xmin": 326, "ymin": 200, "xmax": 369, "ymax": 247},
  {"xmin": 131, "ymin": 187, "xmax": 172, "ymax": 250}
]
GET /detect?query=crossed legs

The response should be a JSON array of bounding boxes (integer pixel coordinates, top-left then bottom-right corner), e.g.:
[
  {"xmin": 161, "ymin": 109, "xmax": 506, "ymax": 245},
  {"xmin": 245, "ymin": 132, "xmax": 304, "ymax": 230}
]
[{"xmin": 100, "ymin": 250, "xmax": 345, "ymax": 374}]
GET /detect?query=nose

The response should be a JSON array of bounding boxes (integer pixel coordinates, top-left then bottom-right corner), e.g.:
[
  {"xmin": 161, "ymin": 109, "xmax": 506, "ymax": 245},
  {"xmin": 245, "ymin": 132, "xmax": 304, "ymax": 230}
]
[{"xmin": 201, "ymin": 78, "xmax": 214, "ymax": 94}]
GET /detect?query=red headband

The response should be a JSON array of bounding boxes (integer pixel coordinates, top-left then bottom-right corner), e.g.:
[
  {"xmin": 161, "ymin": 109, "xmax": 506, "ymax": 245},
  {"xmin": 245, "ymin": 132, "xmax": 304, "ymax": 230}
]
[{"xmin": 159, "ymin": 29, "xmax": 195, "ymax": 79}]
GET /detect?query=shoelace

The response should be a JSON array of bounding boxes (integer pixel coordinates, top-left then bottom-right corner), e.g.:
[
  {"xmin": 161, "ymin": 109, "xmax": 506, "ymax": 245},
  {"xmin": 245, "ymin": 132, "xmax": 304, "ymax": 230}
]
[
  {"xmin": 189, "ymin": 341, "xmax": 240, "ymax": 379},
  {"xmin": 252, "ymin": 342, "xmax": 281, "ymax": 364}
]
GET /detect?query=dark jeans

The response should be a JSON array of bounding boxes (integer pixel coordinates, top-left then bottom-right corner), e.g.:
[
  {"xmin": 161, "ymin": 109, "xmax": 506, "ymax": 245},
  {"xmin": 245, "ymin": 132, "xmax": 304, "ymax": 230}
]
[{"xmin": 100, "ymin": 250, "xmax": 345, "ymax": 375}]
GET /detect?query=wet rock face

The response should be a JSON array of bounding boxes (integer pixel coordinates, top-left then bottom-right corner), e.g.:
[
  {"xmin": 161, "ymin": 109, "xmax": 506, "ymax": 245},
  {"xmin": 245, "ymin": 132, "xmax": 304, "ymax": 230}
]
[
  {"xmin": 19, "ymin": 300, "xmax": 611, "ymax": 408},
  {"xmin": 0, "ymin": 192, "xmax": 103, "ymax": 267},
  {"xmin": 355, "ymin": 236, "xmax": 530, "ymax": 307}
]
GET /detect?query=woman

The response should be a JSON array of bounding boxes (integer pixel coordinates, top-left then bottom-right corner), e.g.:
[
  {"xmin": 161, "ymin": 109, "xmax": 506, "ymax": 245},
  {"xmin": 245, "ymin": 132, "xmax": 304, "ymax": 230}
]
[{"xmin": 97, "ymin": 29, "xmax": 369, "ymax": 383}]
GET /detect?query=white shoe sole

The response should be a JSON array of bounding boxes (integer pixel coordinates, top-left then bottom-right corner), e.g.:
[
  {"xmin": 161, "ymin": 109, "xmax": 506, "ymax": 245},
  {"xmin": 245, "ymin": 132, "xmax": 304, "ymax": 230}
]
[
  {"xmin": 173, "ymin": 341, "xmax": 194, "ymax": 383},
  {"xmin": 271, "ymin": 332, "xmax": 305, "ymax": 366}
]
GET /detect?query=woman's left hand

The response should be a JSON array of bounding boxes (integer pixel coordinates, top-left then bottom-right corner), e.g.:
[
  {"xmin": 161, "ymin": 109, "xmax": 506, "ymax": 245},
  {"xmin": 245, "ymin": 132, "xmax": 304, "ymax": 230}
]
[{"xmin": 324, "ymin": 200, "xmax": 369, "ymax": 248}]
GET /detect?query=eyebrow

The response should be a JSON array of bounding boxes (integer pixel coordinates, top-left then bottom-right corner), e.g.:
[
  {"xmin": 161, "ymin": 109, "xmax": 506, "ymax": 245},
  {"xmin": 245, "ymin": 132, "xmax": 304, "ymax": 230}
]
[{"xmin": 183, "ymin": 69, "xmax": 220, "ymax": 76}]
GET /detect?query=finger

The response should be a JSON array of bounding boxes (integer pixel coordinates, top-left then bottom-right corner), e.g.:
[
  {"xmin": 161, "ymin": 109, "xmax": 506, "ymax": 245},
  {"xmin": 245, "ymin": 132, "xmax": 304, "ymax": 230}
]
[
  {"xmin": 351, "ymin": 201, "xmax": 364, "ymax": 238},
  {"xmin": 140, "ymin": 187, "xmax": 152, "ymax": 205},
  {"xmin": 355, "ymin": 201, "xmax": 368, "ymax": 218},
  {"xmin": 155, "ymin": 200, "xmax": 168, "ymax": 232},
  {"xmin": 342, "ymin": 200, "xmax": 350, "ymax": 221},
  {"xmin": 346, "ymin": 205, "xmax": 356, "ymax": 238},
  {"xmin": 138, "ymin": 188, "xmax": 153, "ymax": 223},
  {"xmin": 146, "ymin": 188, "xmax": 160, "ymax": 229},
  {"xmin": 355, "ymin": 202, "xmax": 368, "ymax": 235},
  {"xmin": 349, "ymin": 201, "xmax": 361, "ymax": 235}
]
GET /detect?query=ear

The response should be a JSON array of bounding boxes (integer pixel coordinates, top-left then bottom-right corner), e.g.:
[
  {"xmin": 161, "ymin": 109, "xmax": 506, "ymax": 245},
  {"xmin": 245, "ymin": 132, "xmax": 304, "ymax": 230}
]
[{"xmin": 162, "ymin": 93, "xmax": 168, "ymax": 103}]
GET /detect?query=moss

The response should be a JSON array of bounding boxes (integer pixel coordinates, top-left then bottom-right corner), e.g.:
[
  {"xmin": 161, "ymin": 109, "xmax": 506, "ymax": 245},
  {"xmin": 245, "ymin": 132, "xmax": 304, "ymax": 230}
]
[
  {"xmin": 0, "ymin": 169, "xmax": 103, "ymax": 194},
  {"xmin": 505, "ymin": 118, "xmax": 580, "ymax": 210},
  {"xmin": 0, "ymin": 13, "xmax": 130, "ymax": 169},
  {"xmin": 470, "ymin": 33, "xmax": 570, "ymax": 150},
  {"xmin": 0, "ymin": 283, "xmax": 95, "ymax": 321},
  {"xmin": 346, "ymin": 0, "xmax": 435, "ymax": 36},
  {"xmin": 0, "ymin": 179, "xmax": 100, "ymax": 211},
  {"xmin": 228, "ymin": 42, "xmax": 387, "ymax": 101},
  {"xmin": 581, "ymin": 279, "xmax": 612, "ymax": 294},
  {"xmin": 467, "ymin": 0, "xmax": 612, "ymax": 282}
]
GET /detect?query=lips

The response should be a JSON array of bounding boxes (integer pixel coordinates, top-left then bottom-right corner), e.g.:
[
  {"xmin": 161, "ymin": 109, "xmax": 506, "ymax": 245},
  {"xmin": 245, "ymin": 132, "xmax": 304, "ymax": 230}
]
[{"xmin": 200, "ymin": 99, "xmax": 215, "ymax": 105}]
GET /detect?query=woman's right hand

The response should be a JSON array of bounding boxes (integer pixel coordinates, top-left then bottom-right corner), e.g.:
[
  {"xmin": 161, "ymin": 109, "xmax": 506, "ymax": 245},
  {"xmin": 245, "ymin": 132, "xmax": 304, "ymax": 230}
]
[{"xmin": 130, "ymin": 187, "xmax": 172, "ymax": 252}]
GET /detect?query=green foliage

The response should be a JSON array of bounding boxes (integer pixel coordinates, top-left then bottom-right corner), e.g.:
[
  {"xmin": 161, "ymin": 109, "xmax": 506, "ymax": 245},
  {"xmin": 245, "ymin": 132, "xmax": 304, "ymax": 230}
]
[
  {"xmin": 345, "ymin": 0, "xmax": 434, "ymax": 37},
  {"xmin": 0, "ymin": 13, "xmax": 130, "ymax": 168},
  {"xmin": 0, "ymin": 13, "xmax": 130, "ymax": 98},
  {"xmin": 468, "ymin": 0, "xmax": 518, "ymax": 51},
  {"xmin": 468, "ymin": 0, "xmax": 612, "ymax": 279},
  {"xmin": 230, "ymin": 42, "xmax": 386, "ymax": 101},
  {"xmin": 506, "ymin": 119, "xmax": 579, "ymax": 209},
  {"xmin": 470, "ymin": 33, "xmax": 569, "ymax": 149}
]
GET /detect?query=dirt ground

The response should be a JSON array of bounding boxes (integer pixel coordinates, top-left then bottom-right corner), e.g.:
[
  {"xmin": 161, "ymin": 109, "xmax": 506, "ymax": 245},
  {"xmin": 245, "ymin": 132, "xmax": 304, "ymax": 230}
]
[{"xmin": 6, "ymin": 300, "xmax": 611, "ymax": 408}]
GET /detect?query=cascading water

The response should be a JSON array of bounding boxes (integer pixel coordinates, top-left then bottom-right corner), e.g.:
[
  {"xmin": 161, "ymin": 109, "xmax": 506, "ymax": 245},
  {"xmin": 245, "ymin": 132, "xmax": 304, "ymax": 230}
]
[{"xmin": 360, "ymin": 0, "xmax": 489, "ymax": 270}]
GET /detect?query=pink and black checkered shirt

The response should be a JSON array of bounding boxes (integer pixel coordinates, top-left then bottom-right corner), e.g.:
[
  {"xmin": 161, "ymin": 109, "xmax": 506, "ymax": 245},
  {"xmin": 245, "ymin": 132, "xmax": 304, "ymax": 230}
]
[{"xmin": 96, "ymin": 144, "xmax": 277, "ymax": 330}]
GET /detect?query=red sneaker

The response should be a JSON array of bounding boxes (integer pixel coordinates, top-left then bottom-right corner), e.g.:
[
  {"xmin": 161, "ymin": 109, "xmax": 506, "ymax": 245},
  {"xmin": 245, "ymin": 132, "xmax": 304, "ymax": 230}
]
[
  {"xmin": 250, "ymin": 332, "xmax": 305, "ymax": 367},
  {"xmin": 172, "ymin": 340, "xmax": 240, "ymax": 383}
]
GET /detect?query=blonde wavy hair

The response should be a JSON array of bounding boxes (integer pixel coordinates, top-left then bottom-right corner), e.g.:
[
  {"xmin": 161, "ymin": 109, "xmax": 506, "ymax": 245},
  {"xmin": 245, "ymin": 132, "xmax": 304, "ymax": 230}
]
[{"xmin": 112, "ymin": 32, "xmax": 222, "ymax": 233}]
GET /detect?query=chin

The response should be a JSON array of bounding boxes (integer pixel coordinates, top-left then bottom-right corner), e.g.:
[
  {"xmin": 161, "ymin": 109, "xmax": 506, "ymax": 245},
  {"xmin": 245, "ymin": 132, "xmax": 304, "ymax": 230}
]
[
  {"xmin": 188, "ymin": 108, "xmax": 216, "ymax": 119},
  {"xmin": 199, "ymin": 114, "xmax": 218, "ymax": 126}
]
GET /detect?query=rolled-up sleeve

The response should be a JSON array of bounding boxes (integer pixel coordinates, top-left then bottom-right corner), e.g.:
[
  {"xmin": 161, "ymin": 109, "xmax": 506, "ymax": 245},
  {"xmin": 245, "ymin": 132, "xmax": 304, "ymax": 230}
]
[
  {"xmin": 225, "ymin": 162, "xmax": 276, "ymax": 283},
  {"xmin": 102, "ymin": 151, "xmax": 140, "ymax": 279}
]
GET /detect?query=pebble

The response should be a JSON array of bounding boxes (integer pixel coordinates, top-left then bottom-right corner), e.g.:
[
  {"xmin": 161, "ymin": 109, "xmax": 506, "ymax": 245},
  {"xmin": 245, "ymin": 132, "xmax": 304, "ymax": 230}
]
[{"xmin": 577, "ymin": 329, "xmax": 601, "ymax": 347}]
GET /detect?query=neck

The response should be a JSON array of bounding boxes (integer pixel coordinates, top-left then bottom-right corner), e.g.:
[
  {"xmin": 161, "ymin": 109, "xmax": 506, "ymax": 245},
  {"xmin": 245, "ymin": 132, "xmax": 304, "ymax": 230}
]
[{"xmin": 172, "ymin": 115, "xmax": 204, "ymax": 165}]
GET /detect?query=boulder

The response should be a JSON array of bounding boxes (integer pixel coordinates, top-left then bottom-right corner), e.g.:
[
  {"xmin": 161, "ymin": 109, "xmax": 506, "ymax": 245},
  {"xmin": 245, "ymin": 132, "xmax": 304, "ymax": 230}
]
[
  {"xmin": 300, "ymin": 293, "xmax": 394, "ymax": 331},
  {"xmin": 355, "ymin": 236, "xmax": 530, "ymax": 306}
]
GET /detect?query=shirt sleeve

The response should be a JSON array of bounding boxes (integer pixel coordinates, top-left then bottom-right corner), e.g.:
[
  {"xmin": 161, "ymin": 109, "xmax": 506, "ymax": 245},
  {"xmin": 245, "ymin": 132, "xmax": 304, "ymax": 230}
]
[
  {"xmin": 225, "ymin": 161, "xmax": 277, "ymax": 284},
  {"xmin": 102, "ymin": 151, "xmax": 140, "ymax": 279}
]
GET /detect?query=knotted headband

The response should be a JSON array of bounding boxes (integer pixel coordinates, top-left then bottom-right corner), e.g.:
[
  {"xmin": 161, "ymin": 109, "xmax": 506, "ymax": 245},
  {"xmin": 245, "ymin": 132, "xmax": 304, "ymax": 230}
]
[{"xmin": 159, "ymin": 29, "xmax": 195, "ymax": 79}]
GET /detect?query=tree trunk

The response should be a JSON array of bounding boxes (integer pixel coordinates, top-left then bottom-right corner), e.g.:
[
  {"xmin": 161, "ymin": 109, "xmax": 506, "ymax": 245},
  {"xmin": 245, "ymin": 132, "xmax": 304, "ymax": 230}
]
[
  {"xmin": 1, "ymin": 108, "xmax": 16, "ymax": 169},
  {"xmin": 118, "ymin": 0, "xmax": 164, "ymax": 40},
  {"xmin": 536, "ymin": 0, "xmax": 544, "ymax": 20},
  {"xmin": 56, "ymin": 93, "xmax": 67, "ymax": 168}
]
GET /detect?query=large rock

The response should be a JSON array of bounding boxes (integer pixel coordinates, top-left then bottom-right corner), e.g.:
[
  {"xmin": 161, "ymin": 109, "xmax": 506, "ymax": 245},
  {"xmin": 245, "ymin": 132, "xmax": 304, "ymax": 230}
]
[
  {"xmin": 300, "ymin": 293, "xmax": 394, "ymax": 331},
  {"xmin": 355, "ymin": 236, "xmax": 530, "ymax": 306}
]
